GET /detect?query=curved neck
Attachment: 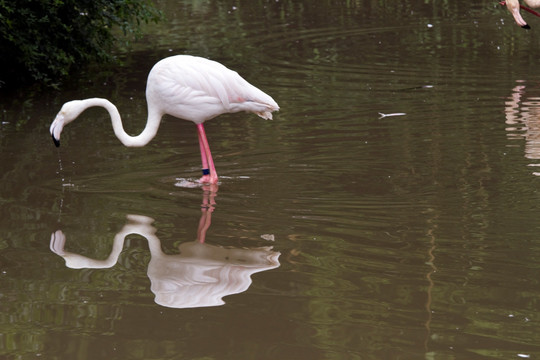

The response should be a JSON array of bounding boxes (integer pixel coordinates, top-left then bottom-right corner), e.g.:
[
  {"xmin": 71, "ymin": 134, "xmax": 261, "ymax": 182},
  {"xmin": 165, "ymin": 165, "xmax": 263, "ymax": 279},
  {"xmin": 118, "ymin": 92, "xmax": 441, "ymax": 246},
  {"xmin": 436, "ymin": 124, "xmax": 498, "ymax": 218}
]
[{"xmin": 82, "ymin": 98, "xmax": 162, "ymax": 147}]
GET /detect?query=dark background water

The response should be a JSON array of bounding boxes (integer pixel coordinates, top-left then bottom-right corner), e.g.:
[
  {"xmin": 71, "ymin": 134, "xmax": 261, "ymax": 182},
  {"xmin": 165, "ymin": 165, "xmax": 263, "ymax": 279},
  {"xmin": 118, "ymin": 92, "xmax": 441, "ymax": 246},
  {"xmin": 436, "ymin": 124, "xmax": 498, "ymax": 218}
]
[{"xmin": 2, "ymin": 0, "xmax": 540, "ymax": 358}]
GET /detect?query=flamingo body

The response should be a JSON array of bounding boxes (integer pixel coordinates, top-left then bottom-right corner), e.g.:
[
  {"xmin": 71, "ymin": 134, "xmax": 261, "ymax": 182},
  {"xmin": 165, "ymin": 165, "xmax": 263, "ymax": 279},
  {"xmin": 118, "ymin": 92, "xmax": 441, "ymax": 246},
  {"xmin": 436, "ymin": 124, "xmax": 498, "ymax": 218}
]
[
  {"xmin": 147, "ymin": 55, "xmax": 277, "ymax": 123},
  {"xmin": 49, "ymin": 55, "xmax": 279, "ymax": 184}
]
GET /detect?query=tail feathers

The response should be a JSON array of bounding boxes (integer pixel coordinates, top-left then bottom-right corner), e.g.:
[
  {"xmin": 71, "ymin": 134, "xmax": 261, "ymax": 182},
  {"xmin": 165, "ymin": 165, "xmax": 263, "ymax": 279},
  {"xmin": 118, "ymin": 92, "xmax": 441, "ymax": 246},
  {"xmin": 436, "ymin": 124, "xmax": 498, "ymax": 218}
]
[
  {"xmin": 233, "ymin": 99, "xmax": 278, "ymax": 120},
  {"xmin": 256, "ymin": 111, "xmax": 274, "ymax": 120},
  {"xmin": 255, "ymin": 103, "xmax": 279, "ymax": 120}
]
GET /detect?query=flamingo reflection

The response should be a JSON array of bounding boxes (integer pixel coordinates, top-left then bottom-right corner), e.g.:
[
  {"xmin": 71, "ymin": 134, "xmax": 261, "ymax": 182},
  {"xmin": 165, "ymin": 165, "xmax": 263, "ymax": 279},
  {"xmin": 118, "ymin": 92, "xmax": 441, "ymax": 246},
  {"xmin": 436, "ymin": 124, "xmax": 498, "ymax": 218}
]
[
  {"xmin": 50, "ymin": 189, "xmax": 280, "ymax": 308},
  {"xmin": 504, "ymin": 81, "xmax": 540, "ymax": 175}
]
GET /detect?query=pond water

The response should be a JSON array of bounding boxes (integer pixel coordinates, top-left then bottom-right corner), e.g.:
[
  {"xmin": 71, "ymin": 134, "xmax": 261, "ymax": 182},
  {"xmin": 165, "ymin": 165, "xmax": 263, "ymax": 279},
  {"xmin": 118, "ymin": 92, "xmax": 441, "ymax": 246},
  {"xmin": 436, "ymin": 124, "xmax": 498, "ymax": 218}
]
[{"xmin": 2, "ymin": 0, "xmax": 540, "ymax": 358}]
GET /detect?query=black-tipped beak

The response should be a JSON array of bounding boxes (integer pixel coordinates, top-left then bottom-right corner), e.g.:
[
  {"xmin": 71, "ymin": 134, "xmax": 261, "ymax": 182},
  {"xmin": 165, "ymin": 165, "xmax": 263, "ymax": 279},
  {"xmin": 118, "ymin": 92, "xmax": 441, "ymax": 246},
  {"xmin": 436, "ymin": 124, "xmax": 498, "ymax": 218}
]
[
  {"xmin": 52, "ymin": 134, "xmax": 60, "ymax": 147},
  {"xmin": 522, "ymin": 24, "xmax": 531, "ymax": 29}
]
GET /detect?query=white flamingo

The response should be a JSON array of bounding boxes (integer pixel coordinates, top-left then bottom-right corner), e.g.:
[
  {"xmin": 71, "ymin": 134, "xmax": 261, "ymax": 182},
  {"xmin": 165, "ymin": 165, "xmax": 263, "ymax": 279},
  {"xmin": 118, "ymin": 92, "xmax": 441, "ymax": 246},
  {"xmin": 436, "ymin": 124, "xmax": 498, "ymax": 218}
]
[
  {"xmin": 49, "ymin": 55, "xmax": 279, "ymax": 184},
  {"xmin": 502, "ymin": 0, "xmax": 540, "ymax": 28}
]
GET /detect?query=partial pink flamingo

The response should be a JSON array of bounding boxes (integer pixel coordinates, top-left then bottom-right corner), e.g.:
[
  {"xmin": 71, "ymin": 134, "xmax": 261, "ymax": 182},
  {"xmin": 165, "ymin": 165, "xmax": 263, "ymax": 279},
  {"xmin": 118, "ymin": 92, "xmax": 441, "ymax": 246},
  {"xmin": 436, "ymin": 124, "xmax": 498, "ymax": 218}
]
[
  {"xmin": 49, "ymin": 55, "xmax": 279, "ymax": 184},
  {"xmin": 500, "ymin": 0, "xmax": 540, "ymax": 29}
]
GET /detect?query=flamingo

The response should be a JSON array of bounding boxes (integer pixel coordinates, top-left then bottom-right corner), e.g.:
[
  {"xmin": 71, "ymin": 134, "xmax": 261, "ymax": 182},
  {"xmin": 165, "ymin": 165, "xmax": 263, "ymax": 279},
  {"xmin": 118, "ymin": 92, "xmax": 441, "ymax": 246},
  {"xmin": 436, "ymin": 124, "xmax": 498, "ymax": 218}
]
[
  {"xmin": 49, "ymin": 55, "xmax": 279, "ymax": 184},
  {"xmin": 501, "ymin": 0, "xmax": 540, "ymax": 29}
]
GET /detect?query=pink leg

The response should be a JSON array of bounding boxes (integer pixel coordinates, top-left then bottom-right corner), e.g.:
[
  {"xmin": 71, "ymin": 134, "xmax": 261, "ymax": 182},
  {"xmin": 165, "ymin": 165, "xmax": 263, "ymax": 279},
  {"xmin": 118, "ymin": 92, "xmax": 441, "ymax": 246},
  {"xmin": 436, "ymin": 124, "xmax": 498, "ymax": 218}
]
[
  {"xmin": 197, "ymin": 186, "xmax": 216, "ymax": 243},
  {"xmin": 197, "ymin": 123, "xmax": 218, "ymax": 184},
  {"xmin": 198, "ymin": 130, "xmax": 209, "ymax": 171}
]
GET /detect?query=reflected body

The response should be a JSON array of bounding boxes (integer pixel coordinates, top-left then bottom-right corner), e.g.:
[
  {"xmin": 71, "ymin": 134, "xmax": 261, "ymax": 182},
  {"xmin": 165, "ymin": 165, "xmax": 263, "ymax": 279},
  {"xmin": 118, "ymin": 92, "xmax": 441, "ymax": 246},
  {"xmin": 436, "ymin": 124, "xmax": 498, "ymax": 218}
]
[
  {"xmin": 49, "ymin": 55, "xmax": 279, "ymax": 184},
  {"xmin": 503, "ymin": 0, "xmax": 540, "ymax": 28},
  {"xmin": 50, "ymin": 207, "xmax": 280, "ymax": 309}
]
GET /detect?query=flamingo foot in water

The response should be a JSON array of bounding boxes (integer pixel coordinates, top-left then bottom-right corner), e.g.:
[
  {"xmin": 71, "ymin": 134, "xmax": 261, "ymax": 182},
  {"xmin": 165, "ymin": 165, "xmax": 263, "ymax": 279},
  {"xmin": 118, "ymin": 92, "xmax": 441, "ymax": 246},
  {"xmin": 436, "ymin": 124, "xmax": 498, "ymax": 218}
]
[{"xmin": 198, "ymin": 173, "xmax": 218, "ymax": 185}]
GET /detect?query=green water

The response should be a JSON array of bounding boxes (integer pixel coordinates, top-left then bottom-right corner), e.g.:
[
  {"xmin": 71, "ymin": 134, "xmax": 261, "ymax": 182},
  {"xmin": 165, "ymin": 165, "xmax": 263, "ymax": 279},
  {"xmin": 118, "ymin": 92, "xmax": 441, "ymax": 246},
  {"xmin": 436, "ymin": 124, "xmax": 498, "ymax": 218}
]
[{"xmin": 2, "ymin": 0, "xmax": 540, "ymax": 358}]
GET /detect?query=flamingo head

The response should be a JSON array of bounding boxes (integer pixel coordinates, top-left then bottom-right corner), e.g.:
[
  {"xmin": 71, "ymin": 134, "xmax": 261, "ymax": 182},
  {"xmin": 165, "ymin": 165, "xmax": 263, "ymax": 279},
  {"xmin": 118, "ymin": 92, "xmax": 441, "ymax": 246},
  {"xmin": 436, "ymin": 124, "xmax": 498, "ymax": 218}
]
[
  {"xmin": 502, "ymin": 0, "xmax": 531, "ymax": 29},
  {"xmin": 49, "ymin": 100, "xmax": 85, "ymax": 147}
]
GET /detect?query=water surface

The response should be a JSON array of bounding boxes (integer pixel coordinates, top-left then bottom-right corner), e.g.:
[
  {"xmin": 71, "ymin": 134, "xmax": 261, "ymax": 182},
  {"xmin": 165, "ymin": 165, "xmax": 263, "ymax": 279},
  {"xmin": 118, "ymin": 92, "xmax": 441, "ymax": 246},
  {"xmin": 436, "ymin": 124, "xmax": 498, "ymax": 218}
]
[{"xmin": 2, "ymin": 0, "xmax": 540, "ymax": 359}]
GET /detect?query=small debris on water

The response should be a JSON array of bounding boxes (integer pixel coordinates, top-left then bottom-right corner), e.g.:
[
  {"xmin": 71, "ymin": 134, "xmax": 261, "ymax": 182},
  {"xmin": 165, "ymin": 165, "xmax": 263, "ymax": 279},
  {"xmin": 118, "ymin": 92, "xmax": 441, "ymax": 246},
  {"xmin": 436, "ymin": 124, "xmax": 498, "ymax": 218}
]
[
  {"xmin": 378, "ymin": 112, "xmax": 406, "ymax": 119},
  {"xmin": 174, "ymin": 178, "xmax": 201, "ymax": 188},
  {"xmin": 261, "ymin": 234, "xmax": 275, "ymax": 241}
]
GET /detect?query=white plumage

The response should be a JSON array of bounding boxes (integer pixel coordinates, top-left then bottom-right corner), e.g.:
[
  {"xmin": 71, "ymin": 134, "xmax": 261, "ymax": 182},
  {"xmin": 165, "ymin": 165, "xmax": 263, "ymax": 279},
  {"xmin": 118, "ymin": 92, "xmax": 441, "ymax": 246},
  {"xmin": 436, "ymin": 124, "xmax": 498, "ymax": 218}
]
[
  {"xmin": 49, "ymin": 55, "xmax": 279, "ymax": 184},
  {"xmin": 147, "ymin": 55, "xmax": 277, "ymax": 122}
]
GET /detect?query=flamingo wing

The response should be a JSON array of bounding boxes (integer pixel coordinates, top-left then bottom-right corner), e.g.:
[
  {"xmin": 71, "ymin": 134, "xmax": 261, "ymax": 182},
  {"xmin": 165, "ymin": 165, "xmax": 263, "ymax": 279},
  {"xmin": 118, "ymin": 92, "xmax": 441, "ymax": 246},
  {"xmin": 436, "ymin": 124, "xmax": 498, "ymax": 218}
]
[{"xmin": 146, "ymin": 55, "xmax": 279, "ymax": 123}]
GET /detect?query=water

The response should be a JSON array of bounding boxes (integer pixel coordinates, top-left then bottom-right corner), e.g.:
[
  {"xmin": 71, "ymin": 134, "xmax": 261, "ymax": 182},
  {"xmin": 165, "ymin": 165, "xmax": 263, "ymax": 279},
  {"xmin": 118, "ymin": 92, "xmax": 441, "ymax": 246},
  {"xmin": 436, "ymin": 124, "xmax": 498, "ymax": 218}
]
[{"xmin": 2, "ymin": 0, "xmax": 540, "ymax": 358}]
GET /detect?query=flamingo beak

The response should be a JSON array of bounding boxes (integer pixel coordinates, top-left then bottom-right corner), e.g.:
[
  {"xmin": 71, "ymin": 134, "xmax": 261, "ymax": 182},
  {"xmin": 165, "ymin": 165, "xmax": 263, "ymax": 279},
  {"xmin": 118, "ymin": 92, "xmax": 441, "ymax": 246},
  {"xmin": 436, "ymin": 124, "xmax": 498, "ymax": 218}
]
[
  {"xmin": 49, "ymin": 115, "xmax": 64, "ymax": 147},
  {"xmin": 51, "ymin": 133, "xmax": 60, "ymax": 147},
  {"xmin": 514, "ymin": 11, "xmax": 532, "ymax": 29}
]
